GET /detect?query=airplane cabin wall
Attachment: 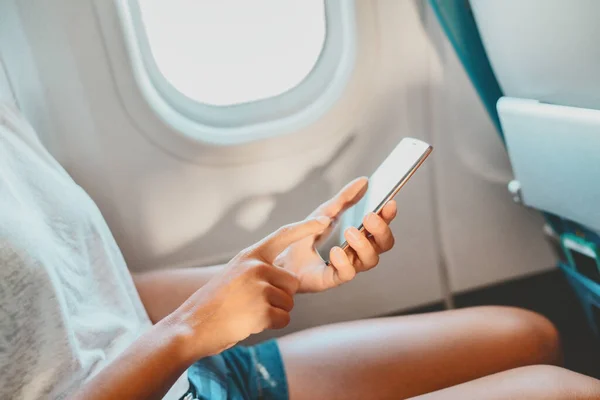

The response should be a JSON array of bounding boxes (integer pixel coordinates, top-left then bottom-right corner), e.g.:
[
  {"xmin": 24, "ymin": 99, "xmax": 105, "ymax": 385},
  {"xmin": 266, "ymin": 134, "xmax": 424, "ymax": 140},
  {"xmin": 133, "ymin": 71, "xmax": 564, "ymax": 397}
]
[{"xmin": 0, "ymin": 0, "xmax": 555, "ymax": 335}]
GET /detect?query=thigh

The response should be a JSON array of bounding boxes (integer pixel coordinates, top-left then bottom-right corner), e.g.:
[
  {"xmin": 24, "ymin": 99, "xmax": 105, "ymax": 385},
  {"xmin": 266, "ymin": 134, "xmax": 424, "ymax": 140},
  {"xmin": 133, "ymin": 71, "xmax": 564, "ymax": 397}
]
[
  {"xmin": 277, "ymin": 306, "xmax": 561, "ymax": 400},
  {"xmin": 410, "ymin": 365, "xmax": 600, "ymax": 400}
]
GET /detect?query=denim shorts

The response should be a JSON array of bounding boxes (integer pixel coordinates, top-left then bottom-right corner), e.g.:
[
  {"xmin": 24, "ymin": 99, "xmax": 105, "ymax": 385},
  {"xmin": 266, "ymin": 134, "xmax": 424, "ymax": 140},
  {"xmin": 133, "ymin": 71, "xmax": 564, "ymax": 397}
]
[{"xmin": 179, "ymin": 339, "xmax": 289, "ymax": 400}]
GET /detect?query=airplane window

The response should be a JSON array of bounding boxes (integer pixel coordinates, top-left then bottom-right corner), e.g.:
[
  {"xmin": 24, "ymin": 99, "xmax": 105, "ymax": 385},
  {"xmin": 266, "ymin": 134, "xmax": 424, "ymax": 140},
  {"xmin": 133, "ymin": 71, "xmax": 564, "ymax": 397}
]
[
  {"xmin": 137, "ymin": 0, "xmax": 326, "ymax": 106},
  {"xmin": 115, "ymin": 0, "xmax": 356, "ymax": 147}
]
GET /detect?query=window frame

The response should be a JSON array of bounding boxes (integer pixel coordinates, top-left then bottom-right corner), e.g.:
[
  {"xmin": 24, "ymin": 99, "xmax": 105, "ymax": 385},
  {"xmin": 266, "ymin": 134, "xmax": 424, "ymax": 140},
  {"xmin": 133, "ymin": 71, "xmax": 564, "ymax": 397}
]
[{"xmin": 118, "ymin": 0, "xmax": 357, "ymax": 145}]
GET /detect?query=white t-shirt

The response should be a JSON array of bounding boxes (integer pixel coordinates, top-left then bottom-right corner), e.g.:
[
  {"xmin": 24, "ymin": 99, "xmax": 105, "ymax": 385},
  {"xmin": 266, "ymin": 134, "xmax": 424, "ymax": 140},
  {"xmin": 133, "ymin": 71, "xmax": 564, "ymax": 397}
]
[{"xmin": 0, "ymin": 104, "xmax": 188, "ymax": 399}]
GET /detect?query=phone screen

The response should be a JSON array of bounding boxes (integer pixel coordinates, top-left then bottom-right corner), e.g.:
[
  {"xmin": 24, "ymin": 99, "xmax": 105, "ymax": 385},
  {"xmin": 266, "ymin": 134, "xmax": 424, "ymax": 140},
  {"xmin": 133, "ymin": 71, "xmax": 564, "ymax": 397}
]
[{"xmin": 342, "ymin": 138, "xmax": 432, "ymax": 246}]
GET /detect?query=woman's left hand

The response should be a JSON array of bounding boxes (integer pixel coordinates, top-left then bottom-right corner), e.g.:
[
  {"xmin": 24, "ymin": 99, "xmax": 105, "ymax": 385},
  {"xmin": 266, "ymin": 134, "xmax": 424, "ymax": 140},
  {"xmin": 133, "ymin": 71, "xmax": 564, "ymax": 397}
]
[{"xmin": 275, "ymin": 177, "xmax": 398, "ymax": 293}]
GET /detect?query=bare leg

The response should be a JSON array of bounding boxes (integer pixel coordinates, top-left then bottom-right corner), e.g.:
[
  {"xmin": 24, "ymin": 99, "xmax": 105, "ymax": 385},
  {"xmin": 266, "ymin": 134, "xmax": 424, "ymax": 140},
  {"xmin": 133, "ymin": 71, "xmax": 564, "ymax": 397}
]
[
  {"xmin": 277, "ymin": 306, "xmax": 561, "ymax": 400},
  {"xmin": 410, "ymin": 365, "xmax": 600, "ymax": 400}
]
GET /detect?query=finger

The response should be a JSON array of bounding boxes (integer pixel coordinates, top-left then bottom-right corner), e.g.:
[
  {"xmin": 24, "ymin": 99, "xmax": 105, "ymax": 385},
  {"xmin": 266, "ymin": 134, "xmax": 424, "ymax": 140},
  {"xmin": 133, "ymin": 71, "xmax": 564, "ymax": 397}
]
[
  {"xmin": 257, "ymin": 217, "xmax": 331, "ymax": 261},
  {"xmin": 344, "ymin": 227, "xmax": 379, "ymax": 269},
  {"xmin": 328, "ymin": 246, "xmax": 356, "ymax": 284},
  {"xmin": 363, "ymin": 212, "xmax": 395, "ymax": 252},
  {"xmin": 264, "ymin": 285, "xmax": 295, "ymax": 312},
  {"xmin": 380, "ymin": 200, "xmax": 397, "ymax": 225},
  {"xmin": 314, "ymin": 177, "xmax": 368, "ymax": 218},
  {"xmin": 267, "ymin": 307, "xmax": 291, "ymax": 330},
  {"xmin": 264, "ymin": 266, "xmax": 300, "ymax": 295}
]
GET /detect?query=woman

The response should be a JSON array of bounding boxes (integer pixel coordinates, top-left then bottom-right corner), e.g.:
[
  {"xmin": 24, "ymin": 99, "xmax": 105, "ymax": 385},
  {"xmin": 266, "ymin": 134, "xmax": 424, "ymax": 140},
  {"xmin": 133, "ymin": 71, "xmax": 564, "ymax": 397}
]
[{"xmin": 1, "ymin": 103, "xmax": 599, "ymax": 400}]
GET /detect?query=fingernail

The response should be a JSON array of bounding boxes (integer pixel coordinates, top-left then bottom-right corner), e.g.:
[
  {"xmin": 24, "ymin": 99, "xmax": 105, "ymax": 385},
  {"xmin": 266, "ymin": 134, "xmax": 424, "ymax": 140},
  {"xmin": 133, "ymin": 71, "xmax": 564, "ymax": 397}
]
[
  {"xmin": 366, "ymin": 213, "xmax": 378, "ymax": 224},
  {"xmin": 316, "ymin": 216, "xmax": 331, "ymax": 225},
  {"xmin": 347, "ymin": 227, "xmax": 360, "ymax": 240}
]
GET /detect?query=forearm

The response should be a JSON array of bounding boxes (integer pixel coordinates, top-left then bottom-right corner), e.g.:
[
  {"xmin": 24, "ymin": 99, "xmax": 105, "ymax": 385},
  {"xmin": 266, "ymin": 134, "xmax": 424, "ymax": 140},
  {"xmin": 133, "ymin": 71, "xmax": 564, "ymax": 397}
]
[
  {"xmin": 70, "ymin": 316, "xmax": 196, "ymax": 400},
  {"xmin": 133, "ymin": 265, "xmax": 225, "ymax": 323}
]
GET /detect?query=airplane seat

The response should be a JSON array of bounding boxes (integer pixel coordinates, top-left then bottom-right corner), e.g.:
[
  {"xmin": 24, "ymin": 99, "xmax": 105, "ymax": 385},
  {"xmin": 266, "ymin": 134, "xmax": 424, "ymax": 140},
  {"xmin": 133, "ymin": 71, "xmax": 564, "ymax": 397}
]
[{"xmin": 430, "ymin": 0, "xmax": 600, "ymax": 338}]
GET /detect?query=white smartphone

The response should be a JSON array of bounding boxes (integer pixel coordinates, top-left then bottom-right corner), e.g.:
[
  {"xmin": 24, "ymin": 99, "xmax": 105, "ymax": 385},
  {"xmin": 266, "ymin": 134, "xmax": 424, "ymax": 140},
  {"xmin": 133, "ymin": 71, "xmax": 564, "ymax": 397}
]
[{"xmin": 337, "ymin": 137, "xmax": 433, "ymax": 254}]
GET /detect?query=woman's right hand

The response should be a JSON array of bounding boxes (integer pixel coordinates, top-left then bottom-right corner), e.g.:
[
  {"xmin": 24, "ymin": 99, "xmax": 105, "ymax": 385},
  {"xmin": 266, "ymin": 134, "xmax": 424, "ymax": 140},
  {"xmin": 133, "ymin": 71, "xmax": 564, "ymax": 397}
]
[{"xmin": 170, "ymin": 216, "xmax": 331, "ymax": 359}]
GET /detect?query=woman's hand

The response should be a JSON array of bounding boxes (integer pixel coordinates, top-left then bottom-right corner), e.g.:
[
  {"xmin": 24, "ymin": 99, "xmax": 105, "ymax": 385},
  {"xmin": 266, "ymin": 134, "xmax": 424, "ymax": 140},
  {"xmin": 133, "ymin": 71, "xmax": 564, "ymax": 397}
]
[
  {"xmin": 170, "ymin": 217, "xmax": 330, "ymax": 359},
  {"xmin": 275, "ymin": 177, "xmax": 398, "ymax": 293}
]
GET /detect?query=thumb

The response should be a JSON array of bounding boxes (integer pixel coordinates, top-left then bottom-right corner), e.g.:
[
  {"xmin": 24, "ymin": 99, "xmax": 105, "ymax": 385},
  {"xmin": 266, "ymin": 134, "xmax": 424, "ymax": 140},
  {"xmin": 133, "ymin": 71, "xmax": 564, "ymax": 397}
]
[{"xmin": 255, "ymin": 217, "xmax": 331, "ymax": 262}]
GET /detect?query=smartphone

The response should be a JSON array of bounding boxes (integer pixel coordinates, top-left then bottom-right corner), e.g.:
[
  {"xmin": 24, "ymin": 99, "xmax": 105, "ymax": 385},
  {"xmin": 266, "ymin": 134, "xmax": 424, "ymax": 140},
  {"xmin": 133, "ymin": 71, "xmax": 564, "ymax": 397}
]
[{"xmin": 338, "ymin": 137, "xmax": 433, "ymax": 253}]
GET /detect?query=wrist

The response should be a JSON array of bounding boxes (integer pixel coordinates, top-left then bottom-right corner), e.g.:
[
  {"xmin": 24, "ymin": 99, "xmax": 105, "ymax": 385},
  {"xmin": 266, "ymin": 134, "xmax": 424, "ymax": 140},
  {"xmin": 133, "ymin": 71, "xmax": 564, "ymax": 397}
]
[
  {"xmin": 162, "ymin": 301, "xmax": 226, "ymax": 363},
  {"xmin": 155, "ymin": 312, "xmax": 202, "ymax": 366}
]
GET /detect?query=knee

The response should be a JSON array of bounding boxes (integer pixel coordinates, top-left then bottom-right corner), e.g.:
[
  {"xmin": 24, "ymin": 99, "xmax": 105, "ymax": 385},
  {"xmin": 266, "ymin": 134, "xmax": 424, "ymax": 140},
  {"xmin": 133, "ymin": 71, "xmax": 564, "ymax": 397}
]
[
  {"xmin": 474, "ymin": 306, "xmax": 562, "ymax": 366},
  {"xmin": 509, "ymin": 365, "xmax": 600, "ymax": 399}
]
